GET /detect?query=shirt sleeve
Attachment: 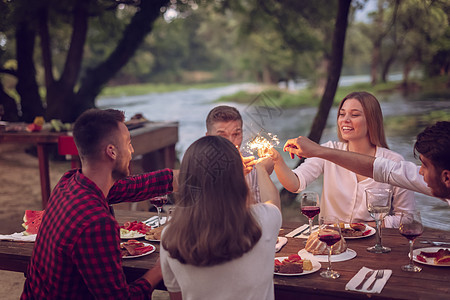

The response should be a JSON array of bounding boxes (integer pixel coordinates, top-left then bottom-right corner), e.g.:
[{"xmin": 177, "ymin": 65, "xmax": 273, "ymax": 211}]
[
  {"xmin": 373, "ymin": 157, "xmax": 432, "ymax": 196},
  {"xmin": 72, "ymin": 217, "xmax": 152, "ymax": 299},
  {"xmin": 108, "ymin": 168, "xmax": 173, "ymax": 204}
]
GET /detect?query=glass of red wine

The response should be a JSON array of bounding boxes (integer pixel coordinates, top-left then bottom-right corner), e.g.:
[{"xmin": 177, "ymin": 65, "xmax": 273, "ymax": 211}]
[
  {"xmin": 399, "ymin": 210, "xmax": 424, "ymax": 272},
  {"xmin": 300, "ymin": 191, "xmax": 320, "ymax": 237},
  {"xmin": 149, "ymin": 195, "xmax": 168, "ymax": 227},
  {"xmin": 318, "ymin": 216, "xmax": 342, "ymax": 279}
]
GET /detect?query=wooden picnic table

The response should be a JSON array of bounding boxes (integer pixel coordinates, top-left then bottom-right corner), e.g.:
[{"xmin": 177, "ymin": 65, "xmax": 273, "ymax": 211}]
[
  {"xmin": 0, "ymin": 210, "xmax": 449, "ymax": 299},
  {"xmin": 0, "ymin": 121, "xmax": 178, "ymax": 208}
]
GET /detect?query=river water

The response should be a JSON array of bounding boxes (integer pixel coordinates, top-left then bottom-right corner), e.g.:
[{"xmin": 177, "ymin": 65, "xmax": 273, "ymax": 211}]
[{"xmin": 97, "ymin": 81, "xmax": 450, "ymax": 231}]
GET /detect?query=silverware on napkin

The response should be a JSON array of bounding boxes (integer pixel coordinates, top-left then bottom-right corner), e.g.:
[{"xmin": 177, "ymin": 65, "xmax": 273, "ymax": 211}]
[{"xmin": 355, "ymin": 270, "xmax": 374, "ymax": 290}]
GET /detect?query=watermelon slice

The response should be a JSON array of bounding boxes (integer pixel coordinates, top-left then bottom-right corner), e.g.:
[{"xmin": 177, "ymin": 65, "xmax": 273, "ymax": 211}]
[{"xmin": 22, "ymin": 210, "xmax": 45, "ymax": 235}]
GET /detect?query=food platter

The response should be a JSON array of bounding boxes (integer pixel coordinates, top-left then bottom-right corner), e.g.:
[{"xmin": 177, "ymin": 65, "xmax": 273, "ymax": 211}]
[
  {"xmin": 343, "ymin": 225, "xmax": 376, "ymax": 239},
  {"xmin": 274, "ymin": 256, "xmax": 321, "ymax": 276},
  {"xmin": 298, "ymin": 248, "xmax": 357, "ymax": 262},
  {"xmin": 412, "ymin": 247, "xmax": 450, "ymax": 267},
  {"xmin": 120, "ymin": 242, "xmax": 156, "ymax": 259},
  {"xmin": 120, "ymin": 229, "xmax": 145, "ymax": 239}
]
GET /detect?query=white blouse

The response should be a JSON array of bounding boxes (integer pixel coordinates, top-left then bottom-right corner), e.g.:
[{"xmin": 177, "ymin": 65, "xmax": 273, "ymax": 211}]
[{"xmin": 292, "ymin": 141, "xmax": 416, "ymax": 228}]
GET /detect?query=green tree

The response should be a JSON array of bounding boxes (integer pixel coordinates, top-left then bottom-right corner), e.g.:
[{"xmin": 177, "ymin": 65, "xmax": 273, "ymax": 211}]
[{"xmin": 0, "ymin": 0, "xmax": 170, "ymax": 122}]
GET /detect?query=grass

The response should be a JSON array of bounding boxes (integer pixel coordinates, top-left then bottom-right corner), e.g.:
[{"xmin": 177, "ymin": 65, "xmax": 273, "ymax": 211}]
[{"xmin": 216, "ymin": 80, "xmax": 402, "ymax": 108}]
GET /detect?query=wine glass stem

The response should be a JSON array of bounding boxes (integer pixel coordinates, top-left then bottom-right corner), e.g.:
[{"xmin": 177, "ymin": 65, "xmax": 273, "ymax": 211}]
[
  {"xmin": 375, "ymin": 219, "xmax": 382, "ymax": 247},
  {"xmin": 157, "ymin": 207, "xmax": 162, "ymax": 227},
  {"xmin": 327, "ymin": 246, "xmax": 332, "ymax": 271},
  {"xmin": 308, "ymin": 218, "xmax": 313, "ymax": 235},
  {"xmin": 409, "ymin": 240, "xmax": 415, "ymax": 266}
]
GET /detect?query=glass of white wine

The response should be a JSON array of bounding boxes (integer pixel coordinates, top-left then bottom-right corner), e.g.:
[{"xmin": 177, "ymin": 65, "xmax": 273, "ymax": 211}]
[{"xmin": 365, "ymin": 188, "xmax": 392, "ymax": 253}]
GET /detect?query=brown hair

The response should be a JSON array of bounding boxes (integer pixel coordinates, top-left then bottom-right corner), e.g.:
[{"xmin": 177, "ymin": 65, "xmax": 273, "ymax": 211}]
[
  {"xmin": 337, "ymin": 92, "xmax": 389, "ymax": 149},
  {"xmin": 206, "ymin": 105, "xmax": 242, "ymax": 133},
  {"xmin": 162, "ymin": 136, "xmax": 261, "ymax": 266},
  {"xmin": 414, "ymin": 121, "xmax": 450, "ymax": 172},
  {"xmin": 73, "ymin": 108, "xmax": 125, "ymax": 159}
]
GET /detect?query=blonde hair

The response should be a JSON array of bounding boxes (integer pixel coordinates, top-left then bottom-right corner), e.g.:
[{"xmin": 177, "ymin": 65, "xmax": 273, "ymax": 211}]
[
  {"xmin": 162, "ymin": 136, "xmax": 261, "ymax": 266},
  {"xmin": 337, "ymin": 92, "xmax": 389, "ymax": 149}
]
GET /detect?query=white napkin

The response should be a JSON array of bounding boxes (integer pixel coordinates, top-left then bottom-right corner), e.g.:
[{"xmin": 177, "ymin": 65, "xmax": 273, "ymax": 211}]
[
  {"xmin": 285, "ymin": 224, "xmax": 318, "ymax": 239},
  {"xmin": 285, "ymin": 224, "xmax": 308, "ymax": 237},
  {"xmin": 275, "ymin": 237, "xmax": 287, "ymax": 252},
  {"xmin": 346, "ymin": 267, "xmax": 392, "ymax": 293},
  {"xmin": 0, "ymin": 232, "xmax": 36, "ymax": 242},
  {"xmin": 150, "ymin": 217, "xmax": 167, "ymax": 229}
]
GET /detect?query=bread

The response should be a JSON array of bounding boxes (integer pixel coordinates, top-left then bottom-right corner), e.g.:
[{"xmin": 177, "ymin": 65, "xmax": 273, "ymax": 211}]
[
  {"xmin": 305, "ymin": 231, "xmax": 347, "ymax": 255},
  {"xmin": 145, "ymin": 225, "xmax": 164, "ymax": 240}
]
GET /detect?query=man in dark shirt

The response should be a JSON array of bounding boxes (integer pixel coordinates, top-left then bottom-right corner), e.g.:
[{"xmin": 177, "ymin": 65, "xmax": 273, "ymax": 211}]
[{"xmin": 22, "ymin": 109, "xmax": 176, "ymax": 299}]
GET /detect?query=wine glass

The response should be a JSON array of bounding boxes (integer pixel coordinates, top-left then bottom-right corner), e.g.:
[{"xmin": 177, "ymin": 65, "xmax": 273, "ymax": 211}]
[
  {"xmin": 300, "ymin": 191, "xmax": 320, "ymax": 237},
  {"xmin": 365, "ymin": 188, "xmax": 392, "ymax": 253},
  {"xmin": 149, "ymin": 194, "xmax": 168, "ymax": 227},
  {"xmin": 318, "ymin": 215, "xmax": 342, "ymax": 279},
  {"xmin": 399, "ymin": 210, "xmax": 424, "ymax": 272}
]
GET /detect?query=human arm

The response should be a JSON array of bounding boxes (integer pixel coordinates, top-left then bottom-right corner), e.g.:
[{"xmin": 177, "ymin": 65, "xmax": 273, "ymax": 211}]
[
  {"xmin": 270, "ymin": 148, "xmax": 301, "ymax": 192},
  {"xmin": 255, "ymin": 157, "xmax": 280, "ymax": 210},
  {"xmin": 284, "ymin": 136, "xmax": 374, "ymax": 178},
  {"xmin": 108, "ymin": 168, "xmax": 173, "ymax": 204},
  {"xmin": 141, "ymin": 258, "xmax": 163, "ymax": 292}
]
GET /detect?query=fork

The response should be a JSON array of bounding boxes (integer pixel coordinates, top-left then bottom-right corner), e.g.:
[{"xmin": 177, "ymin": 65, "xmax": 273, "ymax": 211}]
[{"xmin": 367, "ymin": 269, "xmax": 384, "ymax": 291}]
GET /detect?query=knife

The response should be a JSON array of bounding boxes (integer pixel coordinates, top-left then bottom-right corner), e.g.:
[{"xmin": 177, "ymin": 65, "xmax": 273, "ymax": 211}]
[
  {"xmin": 292, "ymin": 226, "xmax": 310, "ymax": 238},
  {"xmin": 355, "ymin": 270, "xmax": 375, "ymax": 290}
]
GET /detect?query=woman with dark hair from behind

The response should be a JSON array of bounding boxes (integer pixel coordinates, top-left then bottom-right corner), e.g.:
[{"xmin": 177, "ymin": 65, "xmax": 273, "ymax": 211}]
[{"xmin": 160, "ymin": 136, "xmax": 281, "ymax": 300}]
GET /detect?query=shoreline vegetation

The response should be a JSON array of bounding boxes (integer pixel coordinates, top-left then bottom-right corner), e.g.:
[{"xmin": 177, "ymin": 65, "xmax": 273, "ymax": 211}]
[{"xmin": 100, "ymin": 75, "xmax": 450, "ymax": 133}]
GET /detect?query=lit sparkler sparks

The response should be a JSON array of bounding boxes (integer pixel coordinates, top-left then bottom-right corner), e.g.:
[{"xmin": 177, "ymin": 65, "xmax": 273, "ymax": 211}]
[{"xmin": 245, "ymin": 132, "xmax": 280, "ymax": 157}]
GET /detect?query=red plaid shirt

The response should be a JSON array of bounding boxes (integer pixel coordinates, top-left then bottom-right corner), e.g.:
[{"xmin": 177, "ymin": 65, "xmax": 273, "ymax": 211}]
[{"xmin": 21, "ymin": 168, "xmax": 173, "ymax": 300}]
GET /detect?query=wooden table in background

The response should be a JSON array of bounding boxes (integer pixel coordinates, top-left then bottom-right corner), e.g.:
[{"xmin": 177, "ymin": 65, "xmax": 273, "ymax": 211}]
[
  {"xmin": 0, "ymin": 212, "xmax": 449, "ymax": 299},
  {"xmin": 0, "ymin": 121, "xmax": 178, "ymax": 208}
]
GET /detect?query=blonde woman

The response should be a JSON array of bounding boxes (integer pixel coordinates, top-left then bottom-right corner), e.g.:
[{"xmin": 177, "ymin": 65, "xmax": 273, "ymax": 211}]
[
  {"xmin": 160, "ymin": 136, "xmax": 281, "ymax": 300},
  {"xmin": 272, "ymin": 92, "xmax": 415, "ymax": 228}
]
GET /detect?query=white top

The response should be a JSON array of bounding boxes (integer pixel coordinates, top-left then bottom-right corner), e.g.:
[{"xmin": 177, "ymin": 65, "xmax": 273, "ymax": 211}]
[
  {"xmin": 246, "ymin": 168, "xmax": 261, "ymax": 203},
  {"xmin": 373, "ymin": 157, "xmax": 450, "ymax": 205},
  {"xmin": 293, "ymin": 141, "xmax": 416, "ymax": 228},
  {"xmin": 160, "ymin": 203, "xmax": 282, "ymax": 300}
]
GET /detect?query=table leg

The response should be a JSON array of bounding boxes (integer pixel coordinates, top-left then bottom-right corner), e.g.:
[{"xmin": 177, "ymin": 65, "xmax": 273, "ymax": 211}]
[{"xmin": 36, "ymin": 143, "xmax": 50, "ymax": 209}]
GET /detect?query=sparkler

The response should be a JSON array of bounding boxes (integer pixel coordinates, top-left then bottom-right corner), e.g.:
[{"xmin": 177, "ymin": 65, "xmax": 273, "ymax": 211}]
[{"xmin": 245, "ymin": 131, "xmax": 280, "ymax": 158}]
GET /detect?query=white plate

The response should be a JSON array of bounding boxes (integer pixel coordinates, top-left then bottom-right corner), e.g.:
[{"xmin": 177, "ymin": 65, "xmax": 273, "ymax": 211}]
[
  {"xmin": 298, "ymin": 248, "xmax": 357, "ymax": 262},
  {"xmin": 412, "ymin": 247, "xmax": 450, "ymax": 267},
  {"xmin": 274, "ymin": 256, "xmax": 321, "ymax": 276},
  {"xmin": 121, "ymin": 242, "xmax": 156, "ymax": 259},
  {"xmin": 120, "ymin": 230, "xmax": 145, "ymax": 239},
  {"xmin": 144, "ymin": 238, "xmax": 161, "ymax": 242},
  {"xmin": 276, "ymin": 237, "xmax": 288, "ymax": 252},
  {"xmin": 343, "ymin": 225, "xmax": 376, "ymax": 240}
]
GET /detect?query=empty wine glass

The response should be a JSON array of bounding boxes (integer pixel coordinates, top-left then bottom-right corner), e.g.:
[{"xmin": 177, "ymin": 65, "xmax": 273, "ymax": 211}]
[
  {"xmin": 149, "ymin": 194, "xmax": 168, "ymax": 227},
  {"xmin": 318, "ymin": 215, "xmax": 342, "ymax": 279},
  {"xmin": 366, "ymin": 188, "xmax": 392, "ymax": 253},
  {"xmin": 300, "ymin": 191, "xmax": 320, "ymax": 237},
  {"xmin": 399, "ymin": 210, "xmax": 424, "ymax": 272}
]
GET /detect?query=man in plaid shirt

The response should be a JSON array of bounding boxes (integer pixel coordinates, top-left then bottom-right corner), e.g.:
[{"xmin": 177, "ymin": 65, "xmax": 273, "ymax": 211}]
[{"xmin": 21, "ymin": 109, "xmax": 176, "ymax": 299}]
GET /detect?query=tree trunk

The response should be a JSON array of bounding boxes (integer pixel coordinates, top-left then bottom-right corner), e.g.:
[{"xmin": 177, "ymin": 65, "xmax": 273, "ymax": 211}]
[
  {"xmin": 281, "ymin": 0, "xmax": 351, "ymax": 204},
  {"xmin": 74, "ymin": 0, "xmax": 170, "ymax": 121},
  {"xmin": 44, "ymin": 0, "xmax": 90, "ymax": 122},
  {"xmin": 381, "ymin": 50, "xmax": 397, "ymax": 83},
  {"xmin": 0, "ymin": 82, "xmax": 19, "ymax": 122},
  {"xmin": 307, "ymin": 0, "xmax": 351, "ymax": 143},
  {"xmin": 15, "ymin": 20, "xmax": 45, "ymax": 122}
]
